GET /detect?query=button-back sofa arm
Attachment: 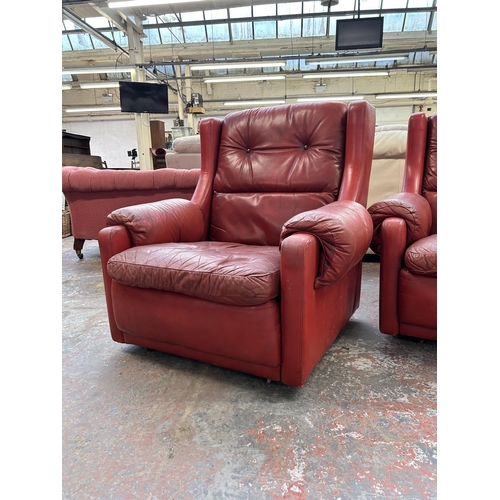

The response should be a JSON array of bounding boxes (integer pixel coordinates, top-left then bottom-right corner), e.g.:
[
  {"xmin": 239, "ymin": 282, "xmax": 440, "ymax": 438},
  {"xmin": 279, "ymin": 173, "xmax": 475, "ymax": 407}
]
[
  {"xmin": 368, "ymin": 192, "xmax": 432, "ymax": 255},
  {"xmin": 106, "ymin": 198, "xmax": 205, "ymax": 246},
  {"xmin": 280, "ymin": 200, "xmax": 373, "ymax": 287}
]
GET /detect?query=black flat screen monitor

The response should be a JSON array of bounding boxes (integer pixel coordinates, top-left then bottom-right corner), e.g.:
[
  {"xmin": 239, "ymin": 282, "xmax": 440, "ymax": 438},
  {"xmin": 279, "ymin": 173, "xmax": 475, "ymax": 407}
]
[
  {"xmin": 335, "ymin": 17, "xmax": 384, "ymax": 51},
  {"xmin": 119, "ymin": 81, "xmax": 169, "ymax": 114}
]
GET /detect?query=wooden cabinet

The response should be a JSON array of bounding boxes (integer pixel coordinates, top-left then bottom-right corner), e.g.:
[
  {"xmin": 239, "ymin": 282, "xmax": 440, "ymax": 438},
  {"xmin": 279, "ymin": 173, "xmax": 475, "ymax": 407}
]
[
  {"xmin": 150, "ymin": 120, "xmax": 166, "ymax": 169},
  {"xmin": 150, "ymin": 120, "xmax": 166, "ymax": 148},
  {"xmin": 62, "ymin": 132, "xmax": 91, "ymax": 155}
]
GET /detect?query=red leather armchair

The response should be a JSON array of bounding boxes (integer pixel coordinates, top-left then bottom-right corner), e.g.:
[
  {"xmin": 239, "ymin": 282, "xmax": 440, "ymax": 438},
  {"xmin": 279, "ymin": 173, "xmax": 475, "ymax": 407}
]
[
  {"xmin": 368, "ymin": 113, "xmax": 437, "ymax": 340},
  {"xmin": 98, "ymin": 101, "xmax": 376, "ymax": 387}
]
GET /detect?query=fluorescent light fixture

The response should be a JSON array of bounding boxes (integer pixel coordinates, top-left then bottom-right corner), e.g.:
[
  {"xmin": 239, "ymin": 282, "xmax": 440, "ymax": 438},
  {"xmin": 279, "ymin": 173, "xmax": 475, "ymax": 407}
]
[
  {"xmin": 62, "ymin": 84, "xmax": 72, "ymax": 90},
  {"xmin": 223, "ymin": 100, "xmax": 286, "ymax": 106},
  {"xmin": 204, "ymin": 75, "xmax": 285, "ymax": 83},
  {"xmin": 297, "ymin": 96, "xmax": 364, "ymax": 102},
  {"xmin": 306, "ymin": 55, "xmax": 408, "ymax": 65},
  {"xmin": 303, "ymin": 71, "xmax": 388, "ymax": 79},
  {"xmin": 109, "ymin": 0, "xmax": 202, "ymax": 7},
  {"xmin": 65, "ymin": 106, "xmax": 122, "ymax": 113},
  {"xmin": 191, "ymin": 61, "xmax": 286, "ymax": 71},
  {"xmin": 375, "ymin": 92, "xmax": 437, "ymax": 99},
  {"xmin": 80, "ymin": 82, "xmax": 121, "ymax": 89},
  {"xmin": 62, "ymin": 66, "xmax": 135, "ymax": 75}
]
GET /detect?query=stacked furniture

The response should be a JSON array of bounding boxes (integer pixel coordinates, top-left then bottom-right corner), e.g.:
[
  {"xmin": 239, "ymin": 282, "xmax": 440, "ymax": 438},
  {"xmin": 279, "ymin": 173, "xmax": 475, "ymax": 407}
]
[{"xmin": 98, "ymin": 101, "xmax": 376, "ymax": 387}]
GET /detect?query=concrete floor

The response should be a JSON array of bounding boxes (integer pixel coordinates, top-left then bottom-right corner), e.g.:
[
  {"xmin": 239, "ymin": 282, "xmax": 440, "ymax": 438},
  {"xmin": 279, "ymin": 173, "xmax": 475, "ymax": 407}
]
[{"xmin": 62, "ymin": 236, "xmax": 437, "ymax": 500}]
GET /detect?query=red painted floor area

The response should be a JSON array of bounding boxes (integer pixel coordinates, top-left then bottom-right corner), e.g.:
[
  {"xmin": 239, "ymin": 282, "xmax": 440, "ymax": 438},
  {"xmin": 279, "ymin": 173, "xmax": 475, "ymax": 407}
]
[{"xmin": 62, "ymin": 237, "xmax": 437, "ymax": 499}]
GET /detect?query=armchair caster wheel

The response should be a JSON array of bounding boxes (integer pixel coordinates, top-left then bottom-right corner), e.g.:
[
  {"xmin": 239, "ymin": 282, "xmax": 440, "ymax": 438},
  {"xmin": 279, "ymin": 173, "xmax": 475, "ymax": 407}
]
[{"xmin": 76, "ymin": 250, "xmax": 83, "ymax": 259}]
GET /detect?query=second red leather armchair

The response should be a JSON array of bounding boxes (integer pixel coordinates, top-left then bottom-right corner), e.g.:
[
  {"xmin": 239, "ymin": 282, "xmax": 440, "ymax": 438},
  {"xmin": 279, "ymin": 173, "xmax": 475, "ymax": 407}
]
[{"xmin": 368, "ymin": 113, "xmax": 437, "ymax": 340}]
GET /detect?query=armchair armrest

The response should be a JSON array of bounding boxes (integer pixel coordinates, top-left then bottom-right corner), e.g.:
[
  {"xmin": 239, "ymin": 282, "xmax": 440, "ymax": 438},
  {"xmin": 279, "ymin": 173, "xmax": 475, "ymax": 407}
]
[
  {"xmin": 106, "ymin": 198, "xmax": 205, "ymax": 246},
  {"xmin": 368, "ymin": 192, "xmax": 432, "ymax": 255},
  {"xmin": 280, "ymin": 200, "xmax": 373, "ymax": 287}
]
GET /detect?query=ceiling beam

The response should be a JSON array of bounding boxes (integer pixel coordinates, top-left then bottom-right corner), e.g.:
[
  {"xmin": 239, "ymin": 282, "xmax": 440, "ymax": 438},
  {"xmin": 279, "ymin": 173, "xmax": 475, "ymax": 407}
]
[{"xmin": 62, "ymin": 6, "xmax": 129, "ymax": 56}]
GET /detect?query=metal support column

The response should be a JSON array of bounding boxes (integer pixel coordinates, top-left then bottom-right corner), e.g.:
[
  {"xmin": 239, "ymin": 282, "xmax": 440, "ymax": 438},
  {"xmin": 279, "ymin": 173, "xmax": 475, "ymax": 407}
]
[
  {"xmin": 128, "ymin": 21, "xmax": 153, "ymax": 170},
  {"xmin": 175, "ymin": 64, "xmax": 185, "ymax": 122},
  {"xmin": 185, "ymin": 66, "xmax": 195, "ymax": 131}
]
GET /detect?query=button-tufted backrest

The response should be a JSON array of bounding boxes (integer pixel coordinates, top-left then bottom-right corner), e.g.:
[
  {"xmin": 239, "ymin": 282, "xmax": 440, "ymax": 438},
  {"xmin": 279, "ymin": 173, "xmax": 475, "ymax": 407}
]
[
  {"xmin": 209, "ymin": 102, "xmax": 349, "ymax": 246},
  {"xmin": 423, "ymin": 115, "xmax": 437, "ymax": 234}
]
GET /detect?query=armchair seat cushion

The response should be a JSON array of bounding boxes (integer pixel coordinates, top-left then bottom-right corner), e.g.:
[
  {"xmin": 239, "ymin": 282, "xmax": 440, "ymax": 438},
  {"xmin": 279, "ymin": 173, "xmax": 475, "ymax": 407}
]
[
  {"xmin": 404, "ymin": 234, "xmax": 437, "ymax": 277},
  {"xmin": 107, "ymin": 242, "xmax": 281, "ymax": 306}
]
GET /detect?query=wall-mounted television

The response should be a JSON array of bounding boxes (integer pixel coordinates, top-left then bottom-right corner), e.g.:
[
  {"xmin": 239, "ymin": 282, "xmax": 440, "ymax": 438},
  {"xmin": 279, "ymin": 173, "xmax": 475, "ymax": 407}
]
[
  {"xmin": 335, "ymin": 17, "xmax": 384, "ymax": 51},
  {"xmin": 119, "ymin": 81, "xmax": 169, "ymax": 114}
]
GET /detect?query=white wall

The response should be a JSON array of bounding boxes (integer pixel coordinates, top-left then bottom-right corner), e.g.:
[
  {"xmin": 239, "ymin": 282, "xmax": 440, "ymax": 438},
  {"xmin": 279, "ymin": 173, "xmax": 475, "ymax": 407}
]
[
  {"xmin": 62, "ymin": 117, "xmax": 188, "ymax": 168},
  {"xmin": 62, "ymin": 119, "xmax": 138, "ymax": 169},
  {"xmin": 375, "ymin": 106, "xmax": 413, "ymax": 126}
]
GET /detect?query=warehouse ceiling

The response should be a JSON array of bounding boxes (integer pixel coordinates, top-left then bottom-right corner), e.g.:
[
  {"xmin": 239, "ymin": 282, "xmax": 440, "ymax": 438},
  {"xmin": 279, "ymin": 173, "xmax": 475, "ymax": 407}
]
[{"xmin": 62, "ymin": 0, "xmax": 437, "ymax": 119}]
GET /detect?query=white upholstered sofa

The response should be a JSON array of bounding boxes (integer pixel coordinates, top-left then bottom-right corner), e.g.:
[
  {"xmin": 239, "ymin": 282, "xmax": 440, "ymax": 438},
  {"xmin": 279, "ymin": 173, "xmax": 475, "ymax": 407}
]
[{"xmin": 165, "ymin": 135, "xmax": 201, "ymax": 170}]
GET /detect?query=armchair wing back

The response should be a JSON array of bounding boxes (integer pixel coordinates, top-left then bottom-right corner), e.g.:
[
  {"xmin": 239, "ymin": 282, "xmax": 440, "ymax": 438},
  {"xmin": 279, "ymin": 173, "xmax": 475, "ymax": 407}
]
[
  {"xmin": 368, "ymin": 113, "xmax": 437, "ymax": 340},
  {"xmin": 98, "ymin": 101, "xmax": 376, "ymax": 387},
  {"xmin": 422, "ymin": 115, "xmax": 437, "ymax": 234}
]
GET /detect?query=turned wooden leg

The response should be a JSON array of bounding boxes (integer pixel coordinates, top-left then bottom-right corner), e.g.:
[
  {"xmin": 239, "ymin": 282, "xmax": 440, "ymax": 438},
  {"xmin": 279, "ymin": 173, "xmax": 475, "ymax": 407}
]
[{"xmin": 73, "ymin": 238, "xmax": 85, "ymax": 259}]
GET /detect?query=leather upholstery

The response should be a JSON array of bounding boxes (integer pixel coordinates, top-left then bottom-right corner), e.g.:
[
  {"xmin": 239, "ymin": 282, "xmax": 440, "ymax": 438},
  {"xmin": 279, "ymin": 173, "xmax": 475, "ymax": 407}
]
[
  {"xmin": 368, "ymin": 113, "xmax": 437, "ymax": 340},
  {"xmin": 108, "ymin": 242, "xmax": 281, "ymax": 306},
  {"xmin": 99, "ymin": 101, "xmax": 376, "ymax": 387}
]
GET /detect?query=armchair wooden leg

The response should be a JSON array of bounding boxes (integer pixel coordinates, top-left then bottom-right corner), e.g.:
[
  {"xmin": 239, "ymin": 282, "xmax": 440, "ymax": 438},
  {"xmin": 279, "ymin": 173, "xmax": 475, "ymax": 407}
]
[{"xmin": 73, "ymin": 238, "xmax": 85, "ymax": 259}]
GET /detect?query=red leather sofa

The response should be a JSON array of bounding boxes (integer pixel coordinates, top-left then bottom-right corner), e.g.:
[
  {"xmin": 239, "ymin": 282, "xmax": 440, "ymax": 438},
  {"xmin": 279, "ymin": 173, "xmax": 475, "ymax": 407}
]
[
  {"xmin": 368, "ymin": 113, "xmax": 437, "ymax": 340},
  {"xmin": 98, "ymin": 101, "xmax": 376, "ymax": 387},
  {"xmin": 62, "ymin": 166, "xmax": 200, "ymax": 258}
]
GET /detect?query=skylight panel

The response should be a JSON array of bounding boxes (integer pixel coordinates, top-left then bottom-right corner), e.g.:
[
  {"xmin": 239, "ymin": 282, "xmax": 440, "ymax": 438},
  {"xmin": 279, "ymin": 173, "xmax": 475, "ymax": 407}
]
[
  {"xmin": 181, "ymin": 10, "xmax": 204, "ymax": 22},
  {"xmin": 111, "ymin": 30, "xmax": 128, "ymax": 47},
  {"xmin": 231, "ymin": 22, "xmax": 253, "ymax": 41},
  {"xmin": 204, "ymin": 9, "xmax": 228, "ymax": 21},
  {"xmin": 431, "ymin": 12, "xmax": 437, "ymax": 30},
  {"xmin": 277, "ymin": 3, "xmax": 302, "ymax": 15},
  {"xmin": 159, "ymin": 13, "xmax": 179, "ymax": 23},
  {"xmin": 159, "ymin": 26, "xmax": 184, "ymax": 44},
  {"xmin": 62, "ymin": 19, "xmax": 78, "ymax": 31},
  {"xmin": 253, "ymin": 4, "xmax": 276, "ymax": 17},
  {"xmin": 278, "ymin": 19, "xmax": 302, "ymax": 38},
  {"xmin": 67, "ymin": 33, "xmax": 94, "ymax": 50},
  {"xmin": 62, "ymin": 35, "xmax": 72, "ymax": 51},
  {"xmin": 229, "ymin": 6, "xmax": 252, "ymax": 18},
  {"xmin": 90, "ymin": 36, "xmax": 110, "ymax": 50},
  {"xmin": 206, "ymin": 23, "xmax": 230, "ymax": 42},
  {"xmin": 144, "ymin": 27, "xmax": 161, "ymax": 45},
  {"xmin": 383, "ymin": 13, "xmax": 405, "ymax": 31},
  {"xmin": 303, "ymin": 1, "xmax": 328, "ymax": 14},
  {"xmin": 154, "ymin": 65, "xmax": 175, "ymax": 78},
  {"xmin": 183, "ymin": 25, "xmax": 207, "ymax": 43},
  {"xmin": 254, "ymin": 20, "xmax": 277, "ymax": 39},
  {"xmin": 404, "ymin": 11, "xmax": 430, "ymax": 31},
  {"xmin": 303, "ymin": 17, "xmax": 327, "ymax": 37}
]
